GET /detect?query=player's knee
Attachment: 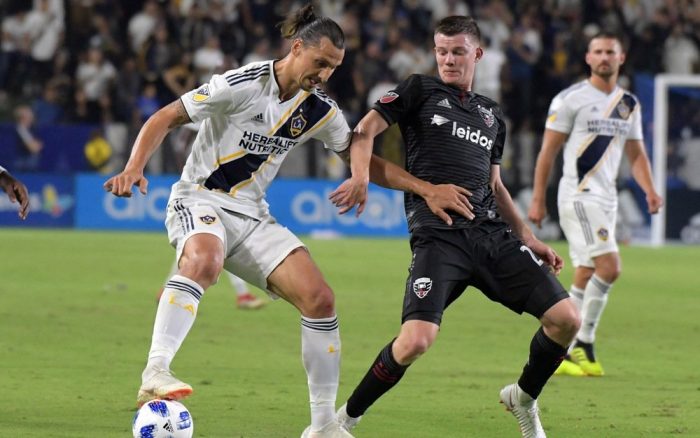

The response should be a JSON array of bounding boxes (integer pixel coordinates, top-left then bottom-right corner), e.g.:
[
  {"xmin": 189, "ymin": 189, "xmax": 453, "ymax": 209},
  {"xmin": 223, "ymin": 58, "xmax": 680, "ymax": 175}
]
[
  {"xmin": 543, "ymin": 302, "xmax": 580, "ymax": 342},
  {"xmin": 396, "ymin": 332, "xmax": 435, "ymax": 360},
  {"xmin": 300, "ymin": 283, "xmax": 335, "ymax": 317},
  {"xmin": 179, "ymin": 251, "xmax": 224, "ymax": 288},
  {"xmin": 598, "ymin": 267, "xmax": 620, "ymax": 283}
]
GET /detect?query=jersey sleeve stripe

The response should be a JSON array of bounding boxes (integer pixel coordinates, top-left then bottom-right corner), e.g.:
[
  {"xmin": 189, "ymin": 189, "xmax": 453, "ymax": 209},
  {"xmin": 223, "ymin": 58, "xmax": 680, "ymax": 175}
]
[
  {"xmin": 224, "ymin": 64, "xmax": 267, "ymax": 81},
  {"xmin": 226, "ymin": 70, "xmax": 269, "ymax": 87}
]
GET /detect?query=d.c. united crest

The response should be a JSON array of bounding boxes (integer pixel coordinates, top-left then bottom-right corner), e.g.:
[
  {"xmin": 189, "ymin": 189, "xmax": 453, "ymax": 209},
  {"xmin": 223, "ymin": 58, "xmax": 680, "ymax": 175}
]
[
  {"xmin": 478, "ymin": 106, "xmax": 495, "ymax": 127},
  {"xmin": 413, "ymin": 277, "xmax": 433, "ymax": 299},
  {"xmin": 290, "ymin": 113, "xmax": 307, "ymax": 137}
]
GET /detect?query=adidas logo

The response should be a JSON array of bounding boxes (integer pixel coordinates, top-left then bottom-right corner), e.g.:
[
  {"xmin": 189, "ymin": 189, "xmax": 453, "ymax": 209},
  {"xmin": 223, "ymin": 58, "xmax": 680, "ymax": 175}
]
[
  {"xmin": 163, "ymin": 420, "xmax": 174, "ymax": 432},
  {"xmin": 251, "ymin": 113, "xmax": 264, "ymax": 123},
  {"xmin": 437, "ymin": 98, "xmax": 451, "ymax": 109},
  {"xmin": 590, "ymin": 106, "xmax": 598, "ymax": 113}
]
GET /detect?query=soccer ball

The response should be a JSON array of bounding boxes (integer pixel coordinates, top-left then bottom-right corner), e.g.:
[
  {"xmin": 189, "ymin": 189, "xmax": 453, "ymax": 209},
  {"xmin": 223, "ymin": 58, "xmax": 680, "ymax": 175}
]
[{"xmin": 132, "ymin": 399, "xmax": 194, "ymax": 438}]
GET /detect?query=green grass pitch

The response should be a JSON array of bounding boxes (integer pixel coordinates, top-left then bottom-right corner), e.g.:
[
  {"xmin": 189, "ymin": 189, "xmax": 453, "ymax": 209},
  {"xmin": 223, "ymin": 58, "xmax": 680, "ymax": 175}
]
[{"xmin": 1, "ymin": 229, "xmax": 698, "ymax": 437}]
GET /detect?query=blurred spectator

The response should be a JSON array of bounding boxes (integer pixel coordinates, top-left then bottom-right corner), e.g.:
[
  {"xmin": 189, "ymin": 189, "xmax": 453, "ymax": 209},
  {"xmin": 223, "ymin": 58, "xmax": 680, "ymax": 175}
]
[
  {"xmin": 128, "ymin": 0, "xmax": 160, "ymax": 54},
  {"xmin": 135, "ymin": 82, "xmax": 160, "ymax": 123},
  {"xmin": 193, "ymin": 35, "xmax": 224, "ymax": 84},
  {"xmin": 473, "ymin": 36, "xmax": 507, "ymax": 102},
  {"xmin": 162, "ymin": 52, "xmax": 196, "ymax": 102},
  {"xmin": 242, "ymin": 36, "xmax": 272, "ymax": 65},
  {"xmin": 141, "ymin": 24, "xmax": 179, "ymax": 81},
  {"xmin": 75, "ymin": 47, "xmax": 116, "ymax": 123},
  {"xmin": 663, "ymin": 23, "xmax": 699, "ymax": 74},
  {"xmin": 0, "ymin": 6, "xmax": 31, "ymax": 92},
  {"xmin": 388, "ymin": 35, "xmax": 433, "ymax": 80},
  {"xmin": 25, "ymin": 0, "xmax": 63, "ymax": 96},
  {"xmin": 32, "ymin": 83, "xmax": 63, "ymax": 125},
  {"xmin": 13, "ymin": 105, "xmax": 43, "ymax": 172}
]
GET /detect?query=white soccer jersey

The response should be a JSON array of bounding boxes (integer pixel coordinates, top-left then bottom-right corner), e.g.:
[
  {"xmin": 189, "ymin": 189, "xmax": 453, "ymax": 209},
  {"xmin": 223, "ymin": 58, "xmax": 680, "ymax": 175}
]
[
  {"xmin": 546, "ymin": 80, "xmax": 643, "ymax": 210},
  {"xmin": 173, "ymin": 60, "xmax": 352, "ymax": 218}
]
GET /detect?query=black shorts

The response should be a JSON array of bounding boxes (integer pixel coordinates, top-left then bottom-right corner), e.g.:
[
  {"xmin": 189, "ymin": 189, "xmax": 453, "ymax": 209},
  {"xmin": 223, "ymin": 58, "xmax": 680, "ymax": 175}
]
[{"xmin": 402, "ymin": 222, "xmax": 568, "ymax": 325}]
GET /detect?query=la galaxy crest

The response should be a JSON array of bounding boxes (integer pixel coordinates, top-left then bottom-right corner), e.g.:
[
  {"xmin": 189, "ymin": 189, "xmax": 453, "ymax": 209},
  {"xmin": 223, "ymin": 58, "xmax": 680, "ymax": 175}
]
[
  {"xmin": 616, "ymin": 101, "xmax": 630, "ymax": 120},
  {"xmin": 290, "ymin": 113, "xmax": 307, "ymax": 137},
  {"xmin": 193, "ymin": 85, "xmax": 210, "ymax": 102},
  {"xmin": 199, "ymin": 215, "xmax": 216, "ymax": 225},
  {"xmin": 478, "ymin": 105, "xmax": 495, "ymax": 127},
  {"xmin": 597, "ymin": 227, "xmax": 609, "ymax": 241}
]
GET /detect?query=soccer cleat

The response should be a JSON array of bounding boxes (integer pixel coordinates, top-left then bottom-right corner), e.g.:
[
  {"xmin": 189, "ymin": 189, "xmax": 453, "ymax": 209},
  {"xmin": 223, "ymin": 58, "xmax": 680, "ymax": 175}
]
[
  {"xmin": 336, "ymin": 403, "xmax": 362, "ymax": 432},
  {"xmin": 499, "ymin": 383, "xmax": 546, "ymax": 438},
  {"xmin": 301, "ymin": 420, "xmax": 355, "ymax": 438},
  {"xmin": 236, "ymin": 293, "xmax": 267, "ymax": 309},
  {"xmin": 569, "ymin": 347, "xmax": 605, "ymax": 376},
  {"xmin": 553, "ymin": 359, "xmax": 586, "ymax": 376},
  {"xmin": 137, "ymin": 367, "xmax": 193, "ymax": 407}
]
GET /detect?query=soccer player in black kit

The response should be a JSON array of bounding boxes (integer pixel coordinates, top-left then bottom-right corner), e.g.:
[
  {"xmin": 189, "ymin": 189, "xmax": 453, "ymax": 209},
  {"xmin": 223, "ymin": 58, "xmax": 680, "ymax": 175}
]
[{"xmin": 329, "ymin": 16, "xmax": 581, "ymax": 438}]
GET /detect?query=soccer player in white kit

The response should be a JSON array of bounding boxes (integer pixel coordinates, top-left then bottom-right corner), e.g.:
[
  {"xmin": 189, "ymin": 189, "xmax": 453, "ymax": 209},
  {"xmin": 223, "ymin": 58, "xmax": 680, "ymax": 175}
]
[
  {"xmin": 105, "ymin": 5, "xmax": 358, "ymax": 437},
  {"xmin": 528, "ymin": 31, "xmax": 663, "ymax": 376}
]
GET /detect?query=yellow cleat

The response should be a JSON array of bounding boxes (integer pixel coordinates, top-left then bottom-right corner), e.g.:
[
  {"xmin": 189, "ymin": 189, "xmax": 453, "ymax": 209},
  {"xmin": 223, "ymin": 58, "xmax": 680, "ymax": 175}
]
[
  {"xmin": 554, "ymin": 359, "xmax": 586, "ymax": 376},
  {"xmin": 570, "ymin": 347, "xmax": 605, "ymax": 376}
]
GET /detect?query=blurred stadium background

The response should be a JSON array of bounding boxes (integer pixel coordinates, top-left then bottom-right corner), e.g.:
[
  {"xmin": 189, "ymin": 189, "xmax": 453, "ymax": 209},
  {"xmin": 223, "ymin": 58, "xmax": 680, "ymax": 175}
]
[
  {"xmin": 1, "ymin": 0, "xmax": 699, "ymax": 243},
  {"xmin": 1, "ymin": 1, "xmax": 700, "ymax": 437}
]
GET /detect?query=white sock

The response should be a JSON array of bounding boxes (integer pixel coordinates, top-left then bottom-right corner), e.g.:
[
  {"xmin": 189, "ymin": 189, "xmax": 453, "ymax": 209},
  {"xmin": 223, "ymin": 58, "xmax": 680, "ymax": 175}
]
[
  {"xmin": 577, "ymin": 274, "xmax": 611, "ymax": 344},
  {"xmin": 301, "ymin": 315, "xmax": 341, "ymax": 431},
  {"xmin": 226, "ymin": 272, "xmax": 248, "ymax": 296},
  {"xmin": 144, "ymin": 275, "xmax": 204, "ymax": 382},
  {"xmin": 569, "ymin": 285, "xmax": 584, "ymax": 313}
]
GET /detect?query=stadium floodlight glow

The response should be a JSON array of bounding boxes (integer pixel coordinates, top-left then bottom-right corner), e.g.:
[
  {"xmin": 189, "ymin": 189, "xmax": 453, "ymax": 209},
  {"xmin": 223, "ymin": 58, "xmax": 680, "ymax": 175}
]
[{"xmin": 652, "ymin": 74, "xmax": 700, "ymax": 247}]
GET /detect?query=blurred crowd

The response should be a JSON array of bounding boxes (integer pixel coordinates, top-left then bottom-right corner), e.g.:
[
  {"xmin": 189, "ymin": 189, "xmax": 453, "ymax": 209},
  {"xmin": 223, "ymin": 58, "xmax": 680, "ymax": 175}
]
[{"xmin": 1, "ymin": 0, "xmax": 699, "ymax": 186}]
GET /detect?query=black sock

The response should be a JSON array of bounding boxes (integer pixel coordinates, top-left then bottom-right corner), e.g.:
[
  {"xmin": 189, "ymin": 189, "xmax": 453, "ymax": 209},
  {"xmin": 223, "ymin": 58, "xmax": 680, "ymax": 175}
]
[
  {"xmin": 574, "ymin": 339, "xmax": 596, "ymax": 361},
  {"xmin": 346, "ymin": 340, "xmax": 409, "ymax": 418},
  {"xmin": 517, "ymin": 327, "xmax": 567, "ymax": 399}
]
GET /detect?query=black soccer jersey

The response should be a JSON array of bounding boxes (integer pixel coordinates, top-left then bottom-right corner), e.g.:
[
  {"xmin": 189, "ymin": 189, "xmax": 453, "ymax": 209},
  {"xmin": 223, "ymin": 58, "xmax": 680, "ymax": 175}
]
[{"xmin": 372, "ymin": 74, "xmax": 506, "ymax": 231}]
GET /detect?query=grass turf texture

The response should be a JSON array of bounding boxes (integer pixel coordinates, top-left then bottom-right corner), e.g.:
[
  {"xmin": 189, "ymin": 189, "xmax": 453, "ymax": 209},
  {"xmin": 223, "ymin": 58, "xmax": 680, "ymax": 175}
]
[{"xmin": 1, "ymin": 229, "xmax": 698, "ymax": 437}]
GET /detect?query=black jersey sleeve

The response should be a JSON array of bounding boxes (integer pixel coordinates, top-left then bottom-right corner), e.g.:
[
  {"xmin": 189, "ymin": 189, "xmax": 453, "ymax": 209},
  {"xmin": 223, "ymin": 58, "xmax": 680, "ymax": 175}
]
[
  {"xmin": 490, "ymin": 105, "xmax": 507, "ymax": 165},
  {"xmin": 371, "ymin": 74, "xmax": 425, "ymax": 125}
]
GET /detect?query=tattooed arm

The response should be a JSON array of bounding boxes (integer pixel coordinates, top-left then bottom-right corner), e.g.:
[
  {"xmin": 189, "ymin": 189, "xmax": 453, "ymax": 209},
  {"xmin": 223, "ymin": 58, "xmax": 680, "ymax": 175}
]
[{"xmin": 104, "ymin": 100, "xmax": 192, "ymax": 197}]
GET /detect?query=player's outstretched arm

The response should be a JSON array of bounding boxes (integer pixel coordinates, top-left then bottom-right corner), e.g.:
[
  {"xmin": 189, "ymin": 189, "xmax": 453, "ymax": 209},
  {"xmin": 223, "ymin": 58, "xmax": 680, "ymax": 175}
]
[
  {"xmin": 104, "ymin": 99, "xmax": 192, "ymax": 197},
  {"xmin": 0, "ymin": 167, "xmax": 30, "ymax": 220},
  {"xmin": 527, "ymin": 129, "xmax": 567, "ymax": 228},
  {"xmin": 330, "ymin": 110, "xmax": 386, "ymax": 216},
  {"xmin": 624, "ymin": 139, "xmax": 663, "ymax": 214}
]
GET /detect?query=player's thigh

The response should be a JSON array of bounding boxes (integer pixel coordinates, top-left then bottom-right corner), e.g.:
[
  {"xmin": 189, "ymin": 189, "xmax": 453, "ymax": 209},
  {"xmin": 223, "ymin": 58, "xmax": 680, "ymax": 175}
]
[
  {"xmin": 223, "ymin": 214, "xmax": 313, "ymax": 300},
  {"xmin": 166, "ymin": 198, "xmax": 227, "ymax": 270},
  {"xmin": 474, "ymin": 231, "xmax": 568, "ymax": 318},
  {"xmin": 402, "ymin": 228, "xmax": 470, "ymax": 325},
  {"xmin": 266, "ymin": 248, "xmax": 333, "ymax": 314},
  {"xmin": 559, "ymin": 201, "xmax": 618, "ymax": 268}
]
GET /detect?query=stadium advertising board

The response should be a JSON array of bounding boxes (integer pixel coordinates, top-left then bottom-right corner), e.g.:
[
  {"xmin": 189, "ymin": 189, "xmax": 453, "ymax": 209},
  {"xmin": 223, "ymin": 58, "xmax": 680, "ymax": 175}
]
[
  {"xmin": 267, "ymin": 179, "xmax": 408, "ymax": 237},
  {"xmin": 74, "ymin": 174, "xmax": 408, "ymax": 236},
  {"xmin": 75, "ymin": 174, "xmax": 175, "ymax": 231},
  {"xmin": 0, "ymin": 173, "xmax": 75, "ymax": 227}
]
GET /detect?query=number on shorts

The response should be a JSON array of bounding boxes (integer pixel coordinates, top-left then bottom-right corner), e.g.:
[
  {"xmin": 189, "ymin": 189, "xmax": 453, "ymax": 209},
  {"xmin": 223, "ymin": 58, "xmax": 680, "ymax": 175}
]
[{"xmin": 520, "ymin": 245, "xmax": 544, "ymax": 266}]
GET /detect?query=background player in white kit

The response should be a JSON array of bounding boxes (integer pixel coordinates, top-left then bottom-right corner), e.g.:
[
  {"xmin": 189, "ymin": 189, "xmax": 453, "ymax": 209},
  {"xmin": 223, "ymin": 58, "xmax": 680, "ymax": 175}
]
[
  {"xmin": 528, "ymin": 31, "xmax": 663, "ymax": 377},
  {"xmin": 105, "ymin": 5, "xmax": 357, "ymax": 437}
]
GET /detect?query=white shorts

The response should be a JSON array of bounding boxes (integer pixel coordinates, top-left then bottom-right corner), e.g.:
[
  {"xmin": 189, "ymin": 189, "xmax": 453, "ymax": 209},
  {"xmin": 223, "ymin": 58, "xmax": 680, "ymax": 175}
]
[
  {"xmin": 558, "ymin": 200, "xmax": 618, "ymax": 268},
  {"xmin": 165, "ymin": 197, "xmax": 305, "ymax": 297}
]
